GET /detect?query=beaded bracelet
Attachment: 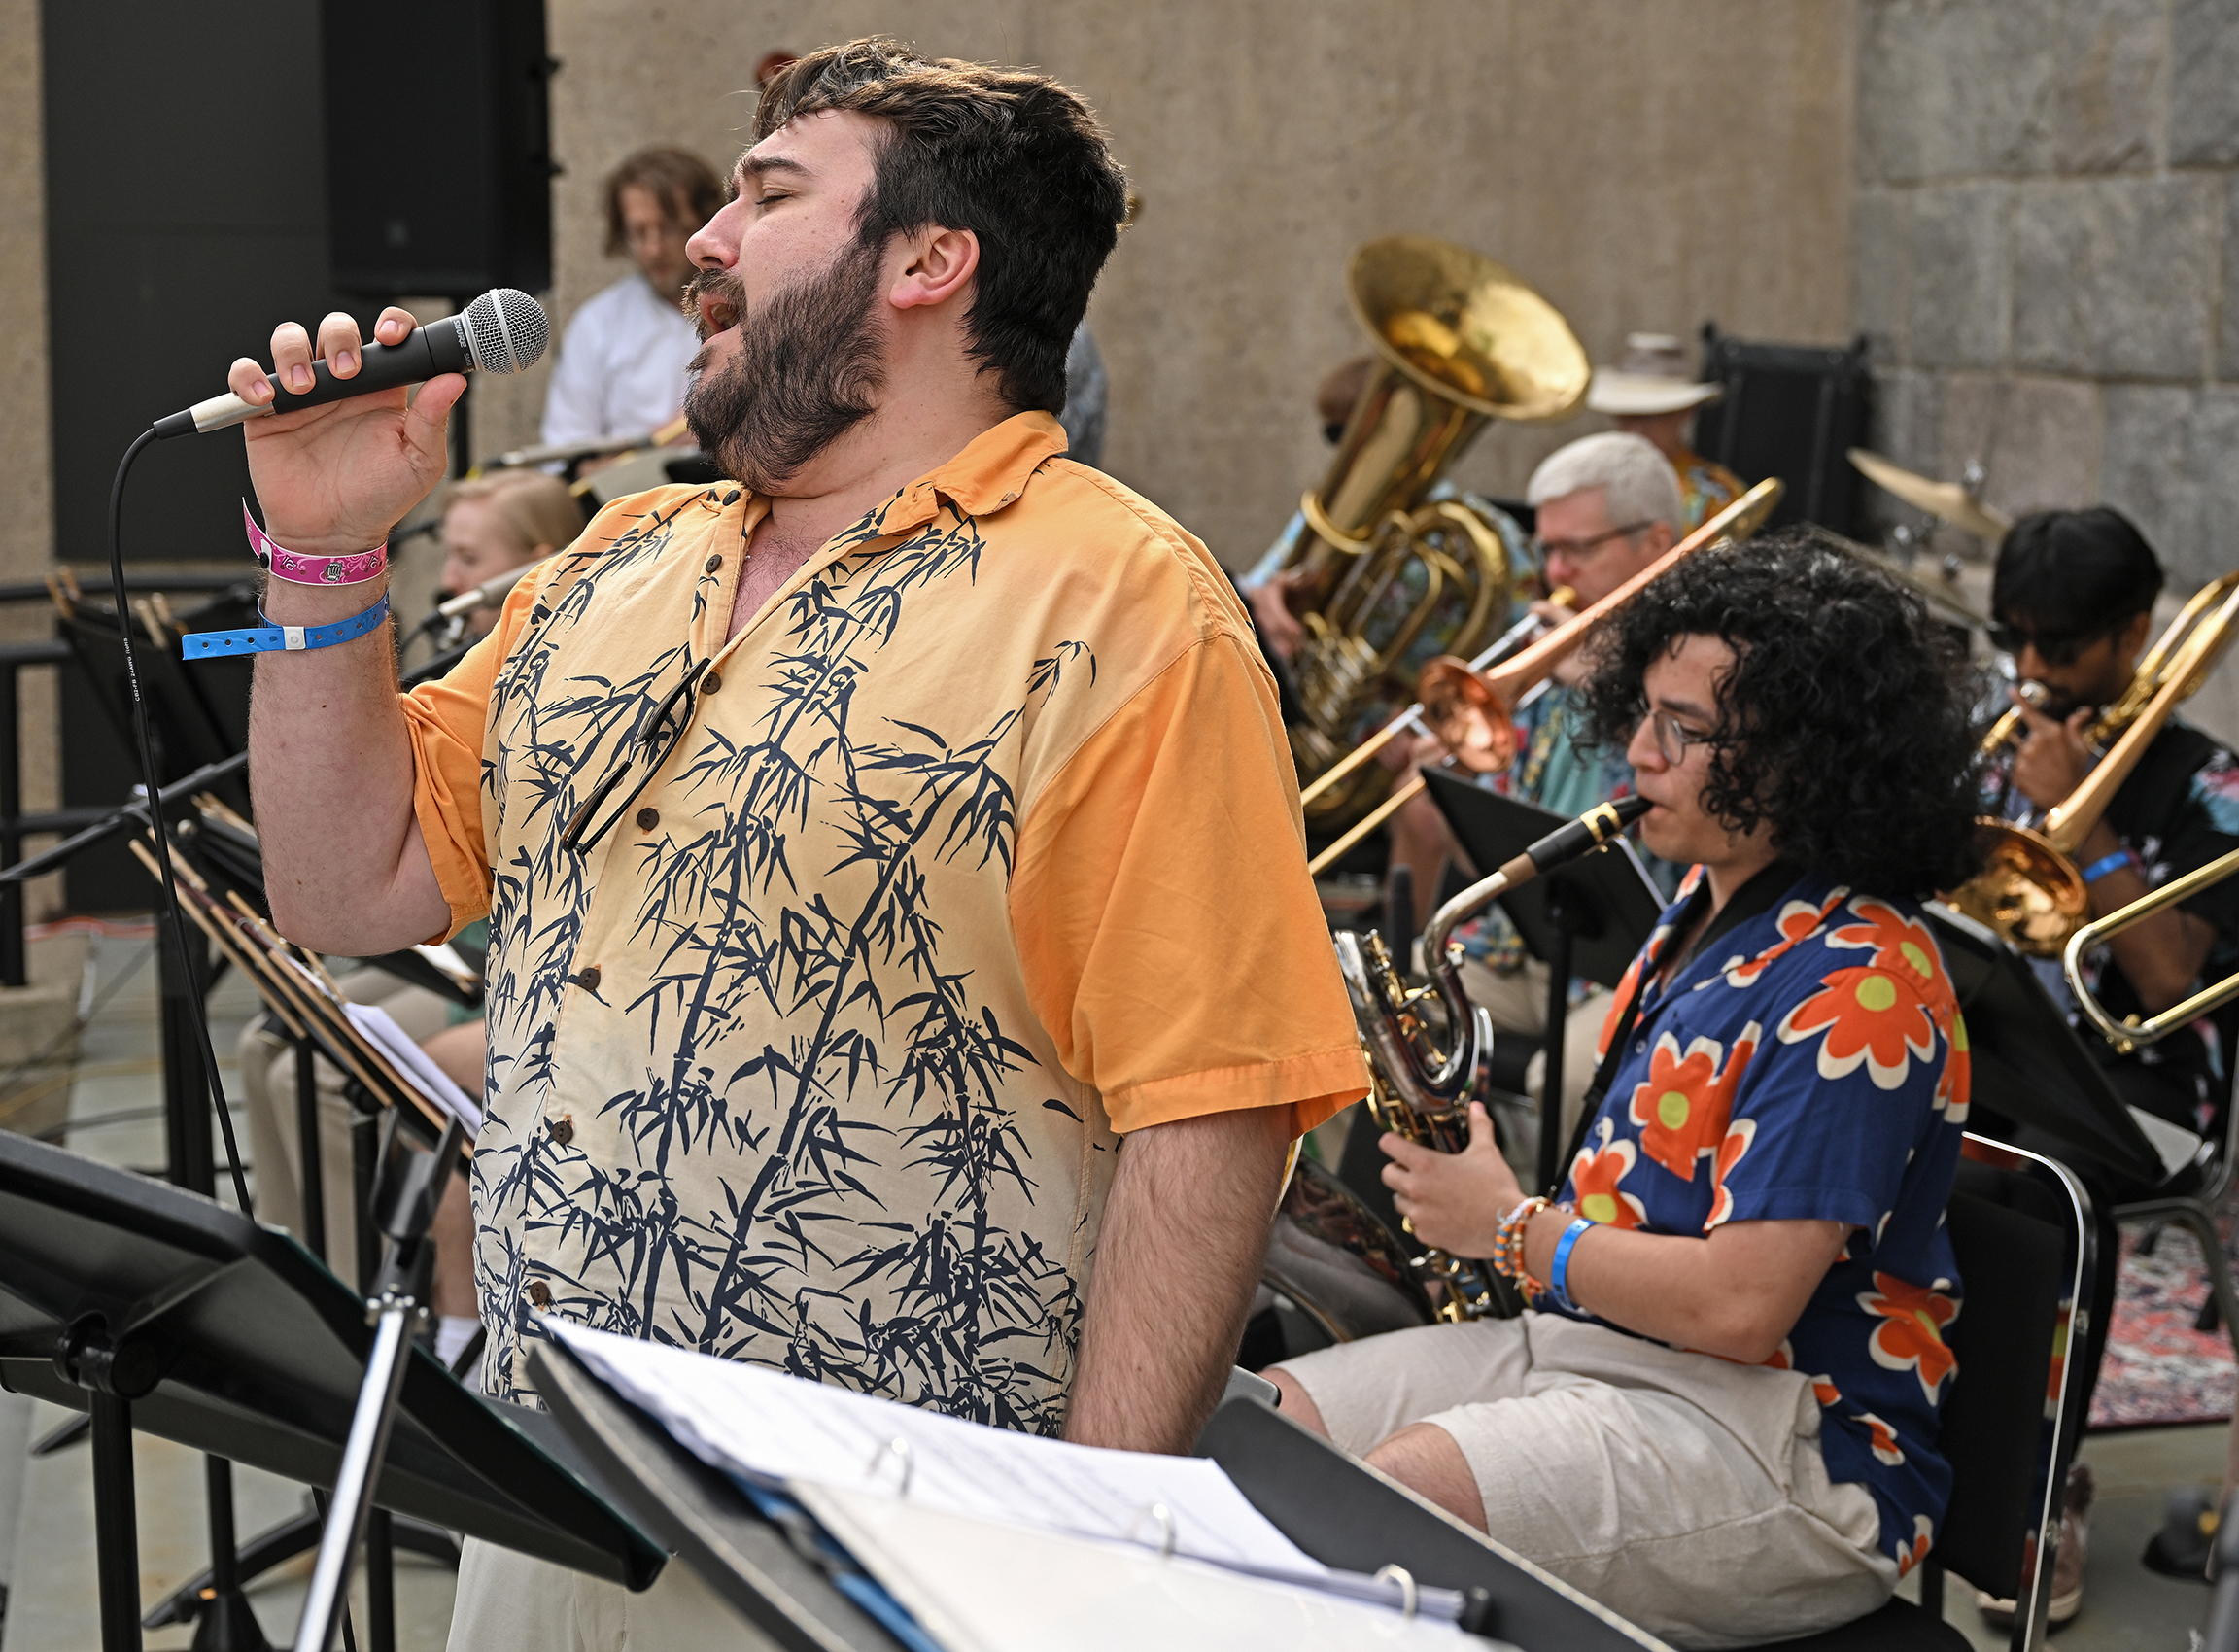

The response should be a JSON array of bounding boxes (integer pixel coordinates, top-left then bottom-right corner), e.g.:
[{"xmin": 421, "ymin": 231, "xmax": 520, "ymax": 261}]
[
  {"xmin": 244, "ymin": 502, "xmax": 389, "ymax": 587},
  {"xmin": 1491, "ymin": 1195, "xmax": 1550, "ymax": 1296}
]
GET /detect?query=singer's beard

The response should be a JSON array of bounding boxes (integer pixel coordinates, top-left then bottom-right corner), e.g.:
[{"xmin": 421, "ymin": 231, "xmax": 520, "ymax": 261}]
[{"xmin": 683, "ymin": 236, "xmax": 887, "ymax": 492}]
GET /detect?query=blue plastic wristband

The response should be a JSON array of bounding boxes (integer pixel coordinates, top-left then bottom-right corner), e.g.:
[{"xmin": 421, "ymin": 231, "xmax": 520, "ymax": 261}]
[
  {"xmin": 2079, "ymin": 848, "xmax": 2136, "ymax": 885},
  {"xmin": 184, "ymin": 592, "xmax": 392, "ymax": 660},
  {"xmin": 1549, "ymin": 1217, "xmax": 1594, "ymax": 1314}
]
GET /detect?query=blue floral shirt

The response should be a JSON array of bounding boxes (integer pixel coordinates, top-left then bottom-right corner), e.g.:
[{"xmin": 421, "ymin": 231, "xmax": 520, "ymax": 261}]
[{"xmin": 1542, "ymin": 866, "xmax": 1969, "ymax": 1575}]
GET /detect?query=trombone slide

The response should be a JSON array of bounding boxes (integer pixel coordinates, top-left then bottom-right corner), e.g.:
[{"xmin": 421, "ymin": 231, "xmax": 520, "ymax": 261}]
[{"xmin": 2062, "ymin": 843, "xmax": 2239, "ymax": 1053}]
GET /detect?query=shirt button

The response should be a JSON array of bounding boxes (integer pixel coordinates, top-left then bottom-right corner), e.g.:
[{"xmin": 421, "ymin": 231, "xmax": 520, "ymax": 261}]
[
  {"xmin": 705, "ymin": 554, "xmax": 723, "ymax": 573},
  {"xmin": 575, "ymin": 965, "xmax": 602, "ymax": 992},
  {"xmin": 527, "ymin": 1281, "xmax": 551, "ymax": 1308},
  {"xmin": 702, "ymin": 671, "xmax": 721, "ymax": 695},
  {"xmin": 549, "ymin": 1117, "xmax": 574, "ymax": 1146},
  {"xmin": 1634, "ymin": 1039, "xmax": 1647, "ymax": 1054},
  {"xmin": 636, "ymin": 806, "xmax": 660, "ymax": 831}
]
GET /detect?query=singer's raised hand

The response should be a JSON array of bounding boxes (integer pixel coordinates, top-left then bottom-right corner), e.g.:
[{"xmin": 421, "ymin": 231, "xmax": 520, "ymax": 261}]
[{"xmin": 226, "ymin": 307, "xmax": 462, "ymax": 559}]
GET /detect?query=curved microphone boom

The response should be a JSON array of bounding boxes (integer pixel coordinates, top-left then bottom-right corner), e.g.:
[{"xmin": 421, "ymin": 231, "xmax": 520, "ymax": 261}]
[{"xmin": 152, "ymin": 289, "xmax": 550, "ymax": 439}]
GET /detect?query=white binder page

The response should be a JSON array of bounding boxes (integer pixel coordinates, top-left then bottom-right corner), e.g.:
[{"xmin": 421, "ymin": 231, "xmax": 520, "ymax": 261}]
[
  {"xmin": 797, "ymin": 1482, "xmax": 1495, "ymax": 1652},
  {"xmin": 544, "ymin": 1318, "xmax": 1319, "ymax": 1577}
]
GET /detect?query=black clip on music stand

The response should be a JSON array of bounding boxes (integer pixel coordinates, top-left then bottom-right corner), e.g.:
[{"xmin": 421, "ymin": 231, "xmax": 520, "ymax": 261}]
[
  {"xmin": 1420, "ymin": 771, "xmax": 1665, "ymax": 1195},
  {"xmin": 0, "ymin": 1129, "xmax": 662, "ymax": 1652}
]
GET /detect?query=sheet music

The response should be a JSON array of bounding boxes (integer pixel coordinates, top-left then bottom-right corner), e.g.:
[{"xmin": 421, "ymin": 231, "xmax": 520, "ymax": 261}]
[
  {"xmin": 796, "ymin": 1482, "xmax": 1491, "ymax": 1652},
  {"xmin": 343, "ymin": 1003, "xmax": 484, "ymax": 1132},
  {"xmin": 545, "ymin": 1319, "xmax": 1322, "ymax": 1577}
]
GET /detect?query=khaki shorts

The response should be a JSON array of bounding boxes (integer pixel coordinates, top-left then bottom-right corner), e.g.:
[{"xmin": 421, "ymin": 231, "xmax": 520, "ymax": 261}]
[
  {"xmin": 447, "ymin": 1534, "xmax": 777, "ymax": 1652},
  {"xmin": 1273, "ymin": 1312, "xmax": 1897, "ymax": 1649}
]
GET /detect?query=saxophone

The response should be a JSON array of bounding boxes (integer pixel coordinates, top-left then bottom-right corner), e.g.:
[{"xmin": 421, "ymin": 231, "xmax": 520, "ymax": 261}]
[{"xmin": 1334, "ymin": 796, "xmax": 1653, "ymax": 1320}]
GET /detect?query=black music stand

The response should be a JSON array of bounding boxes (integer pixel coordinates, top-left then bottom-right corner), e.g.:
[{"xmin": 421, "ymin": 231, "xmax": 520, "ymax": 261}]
[
  {"xmin": 0, "ymin": 1130, "xmax": 662, "ymax": 1652},
  {"xmin": 529, "ymin": 1333, "xmax": 1666, "ymax": 1652},
  {"xmin": 1421, "ymin": 772, "xmax": 1664, "ymax": 1194},
  {"xmin": 1924, "ymin": 903, "xmax": 2164, "ymax": 1186},
  {"xmin": 529, "ymin": 1340, "xmax": 910, "ymax": 1652}
]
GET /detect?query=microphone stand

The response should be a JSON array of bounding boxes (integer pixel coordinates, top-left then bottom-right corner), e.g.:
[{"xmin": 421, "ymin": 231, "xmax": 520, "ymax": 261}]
[{"xmin": 293, "ymin": 1110, "xmax": 465, "ymax": 1652}]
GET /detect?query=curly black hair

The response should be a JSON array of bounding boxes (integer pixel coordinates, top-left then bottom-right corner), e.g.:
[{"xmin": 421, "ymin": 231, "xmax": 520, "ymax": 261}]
[{"xmin": 1577, "ymin": 528, "xmax": 1983, "ymax": 897}]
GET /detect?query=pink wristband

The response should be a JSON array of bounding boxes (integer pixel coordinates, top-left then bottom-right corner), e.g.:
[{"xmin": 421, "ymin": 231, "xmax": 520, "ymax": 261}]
[{"xmin": 244, "ymin": 503, "xmax": 389, "ymax": 586}]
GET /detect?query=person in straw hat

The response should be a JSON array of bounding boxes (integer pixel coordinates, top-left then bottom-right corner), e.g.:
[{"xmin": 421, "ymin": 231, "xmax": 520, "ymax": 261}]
[{"xmin": 1589, "ymin": 333, "xmax": 1744, "ymax": 533}]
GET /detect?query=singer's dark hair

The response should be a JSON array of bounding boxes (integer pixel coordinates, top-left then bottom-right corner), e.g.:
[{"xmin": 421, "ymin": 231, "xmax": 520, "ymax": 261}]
[
  {"xmin": 603, "ymin": 147, "xmax": 728, "ymax": 258},
  {"xmin": 1578, "ymin": 529, "xmax": 1983, "ymax": 898},
  {"xmin": 755, "ymin": 37, "xmax": 1129, "ymax": 416}
]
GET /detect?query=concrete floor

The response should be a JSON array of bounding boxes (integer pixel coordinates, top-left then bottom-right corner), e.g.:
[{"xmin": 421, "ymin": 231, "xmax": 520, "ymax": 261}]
[{"xmin": 0, "ymin": 932, "xmax": 2232, "ymax": 1649}]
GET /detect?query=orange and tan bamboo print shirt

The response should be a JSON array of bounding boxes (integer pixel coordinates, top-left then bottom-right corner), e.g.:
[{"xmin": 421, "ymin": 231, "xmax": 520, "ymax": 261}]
[{"xmin": 400, "ymin": 411, "xmax": 1365, "ymax": 1426}]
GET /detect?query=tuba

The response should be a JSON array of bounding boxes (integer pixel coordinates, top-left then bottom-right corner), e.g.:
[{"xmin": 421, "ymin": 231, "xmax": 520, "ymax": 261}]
[
  {"xmin": 1276, "ymin": 237, "xmax": 1590, "ymax": 834},
  {"xmin": 1946, "ymin": 572, "xmax": 2239, "ymax": 955}
]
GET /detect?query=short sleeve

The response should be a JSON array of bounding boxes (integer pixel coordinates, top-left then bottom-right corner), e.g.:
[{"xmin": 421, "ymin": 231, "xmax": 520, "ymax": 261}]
[
  {"xmin": 1711, "ymin": 968, "xmax": 1948, "ymax": 1233},
  {"xmin": 1009, "ymin": 632, "xmax": 1367, "ymax": 1137},
  {"xmin": 397, "ymin": 570, "xmax": 549, "ymax": 942},
  {"xmin": 2168, "ymin": 753, "xmax": 2239, "ymax": 936}
]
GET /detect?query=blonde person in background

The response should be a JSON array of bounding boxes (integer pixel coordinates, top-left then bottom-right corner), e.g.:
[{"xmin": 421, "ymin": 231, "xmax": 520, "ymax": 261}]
[
  {"xmin": 538, "ymin": 146, "xmax": 727, "ymax": 458},
  {"xmin": 436, "ymin": 471, "xmax": 584, "ymax": 638}
]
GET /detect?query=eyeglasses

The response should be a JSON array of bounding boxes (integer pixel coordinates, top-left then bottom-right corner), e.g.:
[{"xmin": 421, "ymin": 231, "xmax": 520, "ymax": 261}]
[
  {"xmin": 1531, "ymin": 521, "xmax": 1655, "ymax": 565},
  {"xmin": 1645, "ymin": 708, "xmax": 1718, "ymax": 767},
  {"xmin": 561, "ymin": 657, "xmax": 710, "ymax": 855},
  {"xmin": 1985, "ymin": 615, "xmax": 2133, "ymax": 668}
]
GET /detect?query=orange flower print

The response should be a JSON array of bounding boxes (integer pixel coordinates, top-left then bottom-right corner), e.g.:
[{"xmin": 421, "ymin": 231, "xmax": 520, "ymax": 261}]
[
  {"xmin": 1828, "ymin": 898, "xmax": 1957, "ymax": 1027},
  {"xmin": 1717, "ymin": 892, "xmax": 1845, "ymax": 988},
  {"xmin": 1705, "ymin": 1117, "xmax": 1757, "ymax": 1229},
  {"xmin": 1895, "ymin": 1514, "xmax": 1935, "ymax": 1578},
  {"xmin": 1777, "ymin": 966, "xmax": 1938, "ymax": 1089},
  {"xmin": 1626, "ymin": 1024, "xmax": 1759, "ymax": 1180},
  {"xmin": 1857, "ymin": 1412, "xmax": 1905, "ymax": 1466},
  {"xmin": 1862, "ymin": 1272, "xmax": 1960, "ymax": 1401},
  {"xmin": 1567, "ymin": 1119, "xmax": 1646, "ymax": 1229},
  {"xmin": 1935, "ymin": 1012, "xmax": 1972, "ymax": 1124}
]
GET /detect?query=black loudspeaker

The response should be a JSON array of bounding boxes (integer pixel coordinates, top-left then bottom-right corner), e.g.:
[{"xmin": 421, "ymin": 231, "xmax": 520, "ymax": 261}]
[
  {"xmin": 1691, "ymin": 326, "xmax": 1873, "ymax": 539},
  {"xmin": 322, "ymin": 0, "xmax": 556, "ymax": 298}
]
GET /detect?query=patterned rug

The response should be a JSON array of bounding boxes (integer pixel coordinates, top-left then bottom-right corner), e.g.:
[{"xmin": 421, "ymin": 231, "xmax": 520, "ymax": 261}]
[{"xmin": 2091, "ymin": 1222, "xmax": 2239, "ymax": 1429}]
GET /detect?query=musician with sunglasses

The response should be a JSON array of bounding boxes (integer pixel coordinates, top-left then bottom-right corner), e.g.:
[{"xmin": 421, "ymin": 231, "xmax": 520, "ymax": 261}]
[
  {"xmin": 1972, "ymin": 505, "xmax": 2239, "ymax": 1626},
  {"xmin": 1270, "ymin": 533, "xmax": 1984, "ymax": 1646}
]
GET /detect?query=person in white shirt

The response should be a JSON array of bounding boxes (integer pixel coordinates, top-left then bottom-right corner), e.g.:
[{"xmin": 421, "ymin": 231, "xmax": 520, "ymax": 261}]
[{"xmin": 537, "ymin": 146, "xmax": 725, "ymax": 451}]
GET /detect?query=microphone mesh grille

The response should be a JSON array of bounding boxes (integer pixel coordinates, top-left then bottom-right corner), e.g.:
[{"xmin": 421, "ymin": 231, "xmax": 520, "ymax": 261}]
[{"xmin": 464, "ymin": 289, "xmax": 551, "ymax": 374}]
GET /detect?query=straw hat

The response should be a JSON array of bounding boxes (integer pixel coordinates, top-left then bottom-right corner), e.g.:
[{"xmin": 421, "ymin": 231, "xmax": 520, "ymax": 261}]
[{"xmin": 1587, "ymin": 333, "xmax": 1723, "ymax": 417}]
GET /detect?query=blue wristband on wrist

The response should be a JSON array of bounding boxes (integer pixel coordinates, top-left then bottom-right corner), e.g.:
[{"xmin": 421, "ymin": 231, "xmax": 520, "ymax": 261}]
[
  {"xmin": 184, "ymin": 592, "xmax": 392, "ymax": 660},
  {"xmin": 2080, "ymin": 848, "xmax": 2136, "ymax": 885},
  {"xmin": 1549, "ymin": 1217, "xmax": 1594, "ymax": 1314}
]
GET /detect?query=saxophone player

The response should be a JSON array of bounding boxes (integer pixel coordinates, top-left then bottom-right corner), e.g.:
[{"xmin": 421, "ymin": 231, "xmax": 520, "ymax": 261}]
[{"xmin": 1271, "ymin": 532, "xmax": 1983, "ymax": 1648}]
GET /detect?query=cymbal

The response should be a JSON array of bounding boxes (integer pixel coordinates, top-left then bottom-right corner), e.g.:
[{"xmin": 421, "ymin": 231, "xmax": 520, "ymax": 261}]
[{"xmin": 1847, "ymin": 448, "xmax": 2011, "ymax": 542}]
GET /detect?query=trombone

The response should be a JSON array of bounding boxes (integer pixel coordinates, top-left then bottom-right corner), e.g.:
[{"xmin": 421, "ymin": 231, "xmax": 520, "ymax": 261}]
[
  {"xmin": 1302, "ymin": 477, "xmax": 1784, "ymax": 877},
  {"xmin": 1979, "ymin": 570, "xmax": 2239, "ymax": 760},
  {"xmin": 1947, "ymin": 573, "xmax": 2239, "ymax": 955},
  {"xmin": 2062, "ymin": 845, "xmax": 2239, "ymax": 1054}
]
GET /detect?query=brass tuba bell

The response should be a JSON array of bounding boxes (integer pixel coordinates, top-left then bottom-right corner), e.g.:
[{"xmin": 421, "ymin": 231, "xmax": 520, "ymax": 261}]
[{"xmin": 1274, "ymin": 237, "xmax": 1590, "ymax": 833}]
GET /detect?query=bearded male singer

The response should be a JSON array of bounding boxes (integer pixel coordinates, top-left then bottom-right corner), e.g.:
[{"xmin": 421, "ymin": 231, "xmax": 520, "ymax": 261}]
[{"xmin": 229, "ymin": 39, "xmax": 1362, "ymax": 1643}]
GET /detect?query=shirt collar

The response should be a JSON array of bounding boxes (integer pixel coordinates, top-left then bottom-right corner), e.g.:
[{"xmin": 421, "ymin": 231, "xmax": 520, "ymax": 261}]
[{"xmin": 864, "ymin": 411, "xmax": 1070, "ymax": 538}]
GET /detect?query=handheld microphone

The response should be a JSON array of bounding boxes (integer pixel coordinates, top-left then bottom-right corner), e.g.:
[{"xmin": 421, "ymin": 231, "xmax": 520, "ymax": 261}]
[{"xmin": 153, "ymin": 289, "xmax": 550, "ymax": 440}]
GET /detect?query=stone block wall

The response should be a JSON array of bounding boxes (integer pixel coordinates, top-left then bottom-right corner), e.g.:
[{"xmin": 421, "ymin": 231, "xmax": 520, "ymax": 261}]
[{"xmin": 1856, "ymin": 0, "xmax": 2239, "ymax": 590}]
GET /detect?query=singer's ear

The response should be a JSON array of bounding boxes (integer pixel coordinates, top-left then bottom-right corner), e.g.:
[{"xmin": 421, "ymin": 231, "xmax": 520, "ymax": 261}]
[{"xmin": 889, "ymin": 226, "xmax": 979, "ymax": 313}]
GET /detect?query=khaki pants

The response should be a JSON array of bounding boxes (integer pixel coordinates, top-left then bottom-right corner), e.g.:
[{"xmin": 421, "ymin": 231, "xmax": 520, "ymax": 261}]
[
  {"xmin": 448, "ymin": 1536, "xmax": 778, "ymax": 1652},
  {"xmin": 239, "ymin": 974, "xmax": 452, "ymax": 1282},
  {"xmin": 1461, "ymin": 955, "xmax": 1610, "ymax": 1179},
  {"xmin": 1274, "ymin": 1312, "xmax": 1897, "ymax": 1649}
]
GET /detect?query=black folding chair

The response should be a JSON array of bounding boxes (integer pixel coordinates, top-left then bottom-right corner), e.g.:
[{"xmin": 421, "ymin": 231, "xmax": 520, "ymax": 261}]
[{"xmin": 1768, "ymin": 1136, "xmax": 2094, "ymax": 1651}]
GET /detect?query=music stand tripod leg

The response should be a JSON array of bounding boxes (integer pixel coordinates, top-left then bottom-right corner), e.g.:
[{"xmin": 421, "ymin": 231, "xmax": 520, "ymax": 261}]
[
  {"xmin": 1534, "ymin": 909, "xmax": 1573, "ymax": 1197},
  {"xmin": 292, "ymin": 1113, "xmax": 464, "ymax": 1652},
  {"xmin": 90, "ymin": 1391, "xmax": 140, "ymax": 1652}
]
